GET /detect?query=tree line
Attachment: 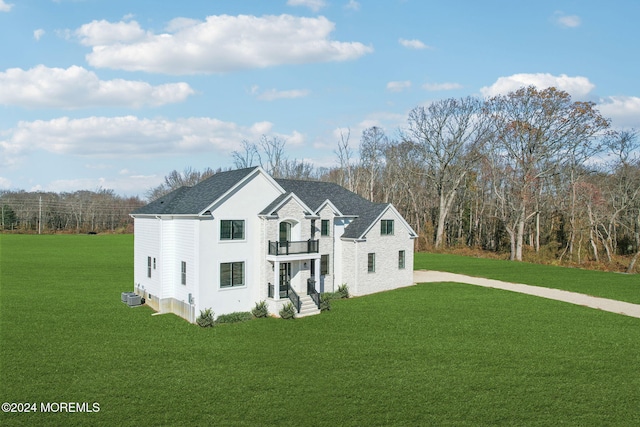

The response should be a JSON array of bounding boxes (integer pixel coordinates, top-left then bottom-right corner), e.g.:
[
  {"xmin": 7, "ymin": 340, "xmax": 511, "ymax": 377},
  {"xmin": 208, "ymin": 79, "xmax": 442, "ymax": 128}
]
[
  {"xmin": 0, "ymin": 189, "xmax": 144, "ymax": 233},
  {"xmin": 219, "ymin": 86, "xmax": 637, "ymax": 270},
  {"xmin": 3, "ymin": 86, "xmax": 638, "ymax": 271}
]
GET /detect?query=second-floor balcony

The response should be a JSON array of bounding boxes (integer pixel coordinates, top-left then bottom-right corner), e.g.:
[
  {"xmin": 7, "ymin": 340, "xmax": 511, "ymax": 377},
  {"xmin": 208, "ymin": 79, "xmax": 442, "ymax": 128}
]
[{"xmin": 268, "ymin": 239, "xmax": 319, "ymax": 256}]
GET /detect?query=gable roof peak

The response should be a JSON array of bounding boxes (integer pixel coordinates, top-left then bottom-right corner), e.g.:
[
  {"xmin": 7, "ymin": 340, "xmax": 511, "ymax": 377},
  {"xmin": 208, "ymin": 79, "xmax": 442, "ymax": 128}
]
[{"xmin": 132, "ymin": 166, "xmax": 264, "ymax": 215}]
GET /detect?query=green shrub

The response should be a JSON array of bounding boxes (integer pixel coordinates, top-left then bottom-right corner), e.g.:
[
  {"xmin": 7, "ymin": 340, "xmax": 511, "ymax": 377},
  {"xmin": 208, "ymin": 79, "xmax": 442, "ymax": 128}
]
[
  {"xmin": 215, "ymin": 311, "xmax": 253, "ymax": 324},
  {"xmin": 196, "ymin": 308, "xmax": 214, "ymax": 327},
  {"xmin": 322, "ymin": 291, "xmax": 340, "ymax": 300},
  {"xmin": 251, "ymin": 300, "xmax": 269, "ymax": 318},
  {"xmin": 279, "ymin": 302, "xmax": 296, "ymax": 319},
  {"xmin": 319, "ymin": 294, "xmax": 331, "ymax": 311},
  {"xmin": 337, "ymin": 284, "xmax": 349, "ymax": 299}
]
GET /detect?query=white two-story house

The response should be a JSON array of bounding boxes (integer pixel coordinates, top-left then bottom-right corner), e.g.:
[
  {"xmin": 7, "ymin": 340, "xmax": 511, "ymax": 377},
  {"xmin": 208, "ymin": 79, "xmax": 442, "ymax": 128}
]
[{"xmin": 130, "ymin": 166, "xmax": 417, "ymax": 322}]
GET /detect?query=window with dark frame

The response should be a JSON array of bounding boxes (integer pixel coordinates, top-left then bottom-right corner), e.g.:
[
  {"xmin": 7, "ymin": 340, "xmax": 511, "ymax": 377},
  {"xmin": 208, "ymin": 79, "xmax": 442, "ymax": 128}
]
[
  {"xmin": 381, "ymin": 219, "xmax": 394, "ymax": 235},
  {"xmin": 368, "ymin": 253, "xmax": 375, "ymax": 273},
  {"xmin": 399, "ymin": 250, "xmax": 406, "ymax": 269},
  {"xmin": 220, "ymin": 220, "xmax": 245, "ymax": 240},
  {"xmin": 321, "ymin": 254, "xmax": 329, "ymax": 275},
  {"xmin": 321, "ymin": 219, "xmax": 330, "ymax": 236},
  {"xmin": 147, "ymin": 256, "xmax": 152, "ymax": 278},
  {"xmin": 220, "ymin": 262, "xmax": 245, "ymax": 288},
  {"xmin": 181, "ymin": 261, "xmax": 187, "ymax": 285}
]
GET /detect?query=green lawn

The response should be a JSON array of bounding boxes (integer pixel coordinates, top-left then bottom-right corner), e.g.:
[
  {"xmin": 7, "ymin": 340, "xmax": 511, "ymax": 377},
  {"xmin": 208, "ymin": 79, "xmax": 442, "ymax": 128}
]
[
  {"xmin": 416, "ymin": 251, "xmax": 640, "ymax": 305},
  {"xmin": 1, "ymin": 235, "xmax": 640, "ymax": 426}
]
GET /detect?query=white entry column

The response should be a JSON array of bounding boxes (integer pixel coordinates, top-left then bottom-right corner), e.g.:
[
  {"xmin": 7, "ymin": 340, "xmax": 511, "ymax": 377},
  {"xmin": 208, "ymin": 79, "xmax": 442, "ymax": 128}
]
[
  {"xmin": 313, "ymin": 257, "xmax": 321, "ymax": 291},
  {"xmin": 273, "ymin": 260, "xmax": 280, "ymax": 300}
]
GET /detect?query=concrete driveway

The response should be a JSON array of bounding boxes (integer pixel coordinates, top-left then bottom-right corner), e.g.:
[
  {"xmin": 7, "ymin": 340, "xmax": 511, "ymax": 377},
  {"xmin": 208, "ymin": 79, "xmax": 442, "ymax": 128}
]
[{"xmin": 414, "ymin": 270, "xmax": 640, "ymax": 319}]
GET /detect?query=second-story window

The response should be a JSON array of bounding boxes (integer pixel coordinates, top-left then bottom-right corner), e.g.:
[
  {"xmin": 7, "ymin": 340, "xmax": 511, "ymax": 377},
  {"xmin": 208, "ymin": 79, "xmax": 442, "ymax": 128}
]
[
  {"xmin": 321, "ymin": 219, "xmax": 330, "ymax": 236},
  {"xmin": 220, "ymin": 220, "xmax": 245, "ymax": 240}
]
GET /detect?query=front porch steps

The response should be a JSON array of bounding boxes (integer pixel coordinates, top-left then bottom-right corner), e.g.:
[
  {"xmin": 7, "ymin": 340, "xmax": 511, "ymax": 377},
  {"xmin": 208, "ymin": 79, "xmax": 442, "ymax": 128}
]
[{"xmin": 297, "ymin": 294, "xmax": 321, "ymax": 317}]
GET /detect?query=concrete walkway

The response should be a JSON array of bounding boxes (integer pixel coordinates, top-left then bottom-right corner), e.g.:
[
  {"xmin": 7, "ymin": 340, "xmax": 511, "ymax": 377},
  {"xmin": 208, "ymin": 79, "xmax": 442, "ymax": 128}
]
[{"xmin": 414, "ymin": 270, "xmax": 640, "ymax": 319}]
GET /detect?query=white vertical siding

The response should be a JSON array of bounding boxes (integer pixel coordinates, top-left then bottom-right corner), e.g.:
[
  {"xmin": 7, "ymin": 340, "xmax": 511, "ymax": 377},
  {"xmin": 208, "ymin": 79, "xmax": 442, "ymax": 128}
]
[
  {"xmin": 171, "ymin": 218, "xmax": 198, "ymax": 305},
  {"xmin": 133, "ymin": 217, "xmax": 162, "ymax": 298},
  {"xmin": 161, "ymin": 219, "xmax": 175, "ymax": 299},
  {"xmin": 197, "ymin": 172, "xmax": 282, "ymax": 317}
]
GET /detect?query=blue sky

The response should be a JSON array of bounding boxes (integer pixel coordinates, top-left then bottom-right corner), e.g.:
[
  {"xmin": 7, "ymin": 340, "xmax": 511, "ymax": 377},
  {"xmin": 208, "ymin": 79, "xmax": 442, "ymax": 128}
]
[{"xmin": 1, "ymin": 0, "xmax": 639, "ymax": 198}]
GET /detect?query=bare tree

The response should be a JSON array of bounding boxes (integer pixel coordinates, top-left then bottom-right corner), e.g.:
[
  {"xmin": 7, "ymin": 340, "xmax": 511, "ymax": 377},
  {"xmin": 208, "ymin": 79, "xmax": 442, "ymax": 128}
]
[
  {"xmin": 359, "ymin": 126, "xmax": 387, "ymax": 201},
  {"xmin": 280, "ymin": 158, "xmax": 317, "ymax": 180},
  {"xmin": 335, "ymin": 128, "xmax": 355, "ymax": 192},
  {"xmin": 600, "ymin": 130, "xmax": 640, "ymax": 271},
  {"xmin": 406, "ymin": 97, "xmax": 491, "ymax": 248},
  {"xmin": 487, "ymin": 86, "xmax": 609, "ymax": 261},
  {"xmin": 146, "ymin": 167, "xmax": 217, "ymax": 201},
  {"xmin": 259, "ymin": 135, "xmax": 287, "ymax": 178},
  {"xmin": 232, "ymin": 140, "xmax": 260, "ymax": 169},
  {"xmin": 383, "ymin": 140, "xmax": 428, "ymax": 235}
]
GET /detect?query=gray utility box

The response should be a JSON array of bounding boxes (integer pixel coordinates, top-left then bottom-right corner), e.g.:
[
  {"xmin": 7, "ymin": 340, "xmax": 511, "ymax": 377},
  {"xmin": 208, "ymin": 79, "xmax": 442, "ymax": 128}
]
[
  {"xmin": 127, "ymin": 294, "xmax": 142, "ymax": 307},
  {"xmin": 121, "ymin": 292, "xmax": 136, "ymax": 303}
]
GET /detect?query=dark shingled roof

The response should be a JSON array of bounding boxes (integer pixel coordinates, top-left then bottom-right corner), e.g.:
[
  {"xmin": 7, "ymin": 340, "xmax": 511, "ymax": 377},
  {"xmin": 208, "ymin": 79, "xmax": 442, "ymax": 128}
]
[
  {"xmin": 132, "ymin": 167, "xmax": 397, "ymax": 239},
  {"xmin": 275, "ymin": 179, "xmax": 372, "ymax": 214},
  {"xmin": 132, "ymin": 167, "xmax": 258, "ymax": 215},
  {"xmin": 275, "ymin": 178, "xmax": 390, "ymax": 239},
  {"xmin": 340, "ymin": 202, "xmax": 389, "ymax": 239}
]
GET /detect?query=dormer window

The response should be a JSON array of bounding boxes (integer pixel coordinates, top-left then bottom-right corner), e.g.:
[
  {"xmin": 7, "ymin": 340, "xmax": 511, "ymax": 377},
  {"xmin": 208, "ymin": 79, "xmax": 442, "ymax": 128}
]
[
  {"xmin": 381, "ymin": 220, "xmax": 394, "ymax": 235},
  {"xmin": 321, "ymin": 219, "xmax": 330, "ymax": 236}
]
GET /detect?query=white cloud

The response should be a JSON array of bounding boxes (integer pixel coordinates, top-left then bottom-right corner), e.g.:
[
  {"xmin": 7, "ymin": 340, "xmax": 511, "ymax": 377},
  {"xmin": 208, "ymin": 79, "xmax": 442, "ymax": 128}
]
[
  {"xmin": 252, "ymin": 86, "xmax": 311, "ymax": 101},
  {"xmin": 422, "ymin": 82, "xmax": 463, "ymax": 91},
  {"xmin": 0, "ymin": 176, "xmax": 11, "ymax": 189},
  {"xmin": 344, "ymin": 0, "xmax": 360, "ymax": 11},
  {"xmin": 480, "ymin": 73, "xmax": 595, "ymax": 99},
  {"xmin": 386, "ymin": 80, "xmax": 411, "ymax": 92},
  {"xmin": 0, "ymin": 0, "xmax": 13, "ymax": 12},
  {"xmin": 399, "ymin": 38, "xmax": 431, "ymax": 50},
  {"xmin": 75, "ymin": 19, "xmax": 148, "ymax": 46},
  {"xmin": 553, "ymin": 11, "xmax": 581, "ymax": 28},
  {"xmin": 287, "ymin": 0, "xmax": 326, "ymax": 12},
  {"xmin": 598, "ymin": 96, "xmax": 640, "ymax": 129},
  {"xmin": 77, "ymin": 15, "xmax": 372, "ymax": 74},
  {"xmin": 33, "ymin": 29, "xmax": 45, "ymax": 41},
  {"xmin": 0, "ymin": 65, "xmax": 194, "ymax": 108},
  {"xmin": 283, "ymin": 130, "xmax": 306, "ymax": 147},
  {"xmin": 0, "ymin": 116, "xmax": 301, "ymax": 167}
]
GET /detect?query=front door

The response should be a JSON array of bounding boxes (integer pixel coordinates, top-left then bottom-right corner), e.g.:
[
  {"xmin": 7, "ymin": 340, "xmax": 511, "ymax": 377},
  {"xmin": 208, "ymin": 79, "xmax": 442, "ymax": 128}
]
[{"xmin": 279, "ymin": 262, "xmax": 291, "ymax": 298}]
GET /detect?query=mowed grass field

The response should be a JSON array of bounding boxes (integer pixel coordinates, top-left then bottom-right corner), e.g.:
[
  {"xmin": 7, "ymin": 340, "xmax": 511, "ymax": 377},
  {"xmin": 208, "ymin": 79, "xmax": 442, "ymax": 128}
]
[{"xmin": 1, "ymin": 235, "xmax": 640, "ymax": 426}]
